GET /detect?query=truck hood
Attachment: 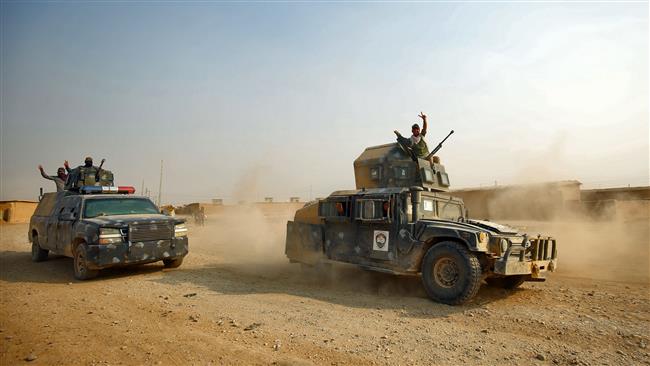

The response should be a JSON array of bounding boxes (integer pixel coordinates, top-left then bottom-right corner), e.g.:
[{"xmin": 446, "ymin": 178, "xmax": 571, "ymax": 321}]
[
  {"xmin": 82, "ymin": 214, "xmax": 183, "ymax": 227},
  {"xmin": 466, "ymin": 219, "xmax": 519, "ymax": 235},
  {"xmin": 420, "ymin": 218, "xmax": 519, "ymax": 235}
]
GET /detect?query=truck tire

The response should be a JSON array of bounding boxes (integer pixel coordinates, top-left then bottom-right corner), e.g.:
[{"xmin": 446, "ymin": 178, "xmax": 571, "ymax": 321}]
[
  {"xmin": 31, "ymin": 236, "xmax": 48, "ymax": 262},
  {"xmin": 163, "ymin": 257, "xmax": 184, "ymax": 268},
  {"xmin": 486, "ymin": 275, "xmax": 526, "ymax": 289},
  {"xmin": 421, "ymin": 241, "xmax": 482, "ymax": 305},
  {"xmin": 74, "ymin": 244, "xmax": 98, "ymax": 280}
]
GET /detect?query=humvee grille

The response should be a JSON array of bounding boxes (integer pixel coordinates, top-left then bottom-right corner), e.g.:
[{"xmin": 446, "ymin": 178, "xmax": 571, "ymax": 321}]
[
  {"xmin": 530, "ymin": 237, "xmax": 558, "ymax": 260},
  {"xmin": 129, "ymin": 223, "xmax": 173, "ymax": 242}
]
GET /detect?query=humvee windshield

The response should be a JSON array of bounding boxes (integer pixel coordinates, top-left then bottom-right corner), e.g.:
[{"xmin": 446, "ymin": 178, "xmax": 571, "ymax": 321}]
[
  {"xmin": 408, "ymin": 194, "xmax": 464, "ymax": 221},
  {"xmin": 84, "ymin": 198, "xmax": 159, "ymax": 218},
  {"xmin": 438, "ymin": 200, "xmax": 463, "ymax": 221}
]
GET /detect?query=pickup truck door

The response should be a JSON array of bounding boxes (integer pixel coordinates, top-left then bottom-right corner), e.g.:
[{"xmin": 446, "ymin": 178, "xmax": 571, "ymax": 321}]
[
  {"xmin": 56, "ymin": 197, "xmax": 80, "ymax": 253},
  {"xmin": 45, "ymin": 203, "xmax": 65, "ymax": 251}
]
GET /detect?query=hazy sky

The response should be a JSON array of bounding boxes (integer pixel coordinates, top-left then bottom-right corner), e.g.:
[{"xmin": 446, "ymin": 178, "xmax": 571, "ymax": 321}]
[{"xmin": 1, "ymin": 2, "xmax": 648, "ymax": 204}]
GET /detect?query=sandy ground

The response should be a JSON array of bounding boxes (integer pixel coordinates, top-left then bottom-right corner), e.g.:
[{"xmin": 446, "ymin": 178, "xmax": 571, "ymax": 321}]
[{"xmin": 1, "ymin": 212, "xmax": 649, "ymax": 366}]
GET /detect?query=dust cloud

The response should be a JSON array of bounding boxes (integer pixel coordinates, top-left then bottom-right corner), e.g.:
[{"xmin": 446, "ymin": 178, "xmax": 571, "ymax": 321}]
[
  {"xmin": 504, "ymin": 218, "xmax": 649, "ymax": 284},
  {"xmin": 489, "ymin": 184, "xmax": 649, "ymax": 284},
  {"xmin": 187, "ymin": 193, "xmax": 648, "ymax": 287},
  {"xmin": 190, "ymin": 205, "xmax": 291, "ymax": 265},
  {"xmin": 188, "ymin": 162, "xmax": 648, "ymax": 289}
]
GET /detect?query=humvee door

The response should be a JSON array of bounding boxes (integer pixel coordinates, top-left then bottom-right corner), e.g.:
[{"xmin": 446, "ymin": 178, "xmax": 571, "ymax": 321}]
[
  {"xmin": 354, "ymin": 197, "xmax": 395, "ymax": 261},
  {"xmin": 319, "ymin": 197, "xmax": 359, "ymax": 263}
]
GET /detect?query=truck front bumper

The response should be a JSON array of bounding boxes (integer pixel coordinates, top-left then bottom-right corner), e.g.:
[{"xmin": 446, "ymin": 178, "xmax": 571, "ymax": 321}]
[
  {"xmin": 493, "ymin": 237, "xmax": 557, "ymax": 279},
  {"xmin": 85, "ymin": 237, "xmax": 188, "ymax": 269}
]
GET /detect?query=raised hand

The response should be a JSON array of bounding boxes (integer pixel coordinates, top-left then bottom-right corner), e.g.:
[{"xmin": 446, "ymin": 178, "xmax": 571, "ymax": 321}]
[
  {"xmin": 38, "ymin": 164, "xmax": 43, "ymax": 171},
  {"xmin": 64, "ymin": 160, "xmax": 69, "ymax": 168},
  {"xmin": 418, "ymin": 112, "xmax": 427, "ymax": 121}
]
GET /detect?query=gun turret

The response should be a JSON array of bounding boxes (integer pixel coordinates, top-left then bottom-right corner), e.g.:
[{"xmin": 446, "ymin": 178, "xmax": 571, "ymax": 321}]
[{"xmin": 353, "ymin": 138, "xmax": 452, "ymax": 192}]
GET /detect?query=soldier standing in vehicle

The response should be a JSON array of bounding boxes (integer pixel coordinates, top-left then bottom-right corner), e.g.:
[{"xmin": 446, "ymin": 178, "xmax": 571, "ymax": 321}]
[
  {"xmin": 38, "ymin": 165, "xmax": 68, "ymax": 192},
  {"xmin": 394, "ymin": 112, "xmax": 429, "ymax": 158},
  {"xmin": 65, "ymin": 157, "xmax": 104, "ymax": 187}
]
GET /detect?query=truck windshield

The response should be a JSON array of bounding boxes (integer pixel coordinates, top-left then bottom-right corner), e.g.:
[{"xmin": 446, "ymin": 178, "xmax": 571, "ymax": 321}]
[{"xmin": 84, "ymin": 198, "xmax": 159, "ymax": 218}]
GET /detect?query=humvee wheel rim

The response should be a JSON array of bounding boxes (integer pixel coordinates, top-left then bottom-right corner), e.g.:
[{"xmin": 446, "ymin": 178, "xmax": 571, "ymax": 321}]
[{"xmin": 433, "ymin": 257, "xmax": 459, "ymax": 288}]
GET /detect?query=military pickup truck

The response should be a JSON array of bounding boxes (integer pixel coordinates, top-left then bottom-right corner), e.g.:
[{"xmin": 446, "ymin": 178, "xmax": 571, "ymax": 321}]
[
  {"xmin": 29, "ymin": 186, "xmax": 188, "ymax": 280},
  {"xmin": 286, "ymin": 136, "xmax": 558, "ymax": 305}
]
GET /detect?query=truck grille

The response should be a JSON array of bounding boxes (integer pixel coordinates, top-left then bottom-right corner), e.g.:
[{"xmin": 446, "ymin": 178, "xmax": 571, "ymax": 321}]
[
  {"xmin": 129, "ymin": 222, "xmax": 173, "ymax": 242},
  {"xmin": 530, "ymin": 237, "xmax": 558, "ymax": 260}
]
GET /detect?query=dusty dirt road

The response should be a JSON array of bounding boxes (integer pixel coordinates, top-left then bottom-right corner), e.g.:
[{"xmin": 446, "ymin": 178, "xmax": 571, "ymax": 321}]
[{"xmin": 1, "ymin": 210, "xmax": 649, "ymax": 366}]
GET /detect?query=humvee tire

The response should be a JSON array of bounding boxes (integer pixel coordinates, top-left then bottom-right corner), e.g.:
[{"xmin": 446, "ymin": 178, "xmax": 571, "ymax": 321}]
[
  {"xmin": 163, "ymin": 257, "xmax": 184, "ymax": 268},
  {"xmin": 421, "ymin": 241, "xmax": 482, "ymax": 305},
  {"xmin": 486, "ymin": 275, "xmax": 526, "ymax": 289},
  {"xmin": 74, "ymin": 244, "xmax": 98, "ymax": 280},
  {"xmin": 31, "ymin": 236, "xmax": 48, "ymax": 262}
]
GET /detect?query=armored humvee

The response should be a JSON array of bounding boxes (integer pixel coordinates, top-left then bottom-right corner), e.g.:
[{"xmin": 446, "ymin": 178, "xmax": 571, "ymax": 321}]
[{"xmin": 285, "ymin": 134, "xmax": 557, "ymax": 305}]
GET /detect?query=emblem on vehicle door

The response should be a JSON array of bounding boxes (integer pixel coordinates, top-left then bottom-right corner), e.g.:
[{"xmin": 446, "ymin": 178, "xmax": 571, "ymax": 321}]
[{"xmin": 373, "ymin": 230, "xmax": 389, "ymax": 252}]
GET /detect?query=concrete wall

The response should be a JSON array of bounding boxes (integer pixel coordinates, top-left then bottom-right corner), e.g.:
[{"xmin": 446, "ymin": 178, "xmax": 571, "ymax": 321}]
[
  {"xmin": 452, "ymin": 181, "xmax": 582, "ymax": 220},
  {"xmin": 0, "ymin": 201, "xmax": 38, "ymax": 224},
  {"xmin": 452, "ymin": 183, "xmax": 649, "ymax": 221},
  {"xmin": 581, "ymin": 186, "xmax": 650, "ymax": 201}
]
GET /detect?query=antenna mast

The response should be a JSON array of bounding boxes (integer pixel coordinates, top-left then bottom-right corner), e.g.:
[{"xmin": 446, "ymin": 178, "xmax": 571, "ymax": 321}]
[{"xmin": 157, "ymin": 160, "xmax": 163, "ymax": 206}]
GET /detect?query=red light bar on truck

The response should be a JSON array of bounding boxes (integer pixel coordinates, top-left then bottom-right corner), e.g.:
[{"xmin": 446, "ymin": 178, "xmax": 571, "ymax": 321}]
[{"xmin": 79, "ymin": 186, "xmax": 136, "ymax": 194}]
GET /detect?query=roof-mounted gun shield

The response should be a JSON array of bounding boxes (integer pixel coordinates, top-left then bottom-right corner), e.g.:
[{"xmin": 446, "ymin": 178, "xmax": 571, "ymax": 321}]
[{"xmin": 354, "ymin": 143, "xmax": 451, "ymax": 192}]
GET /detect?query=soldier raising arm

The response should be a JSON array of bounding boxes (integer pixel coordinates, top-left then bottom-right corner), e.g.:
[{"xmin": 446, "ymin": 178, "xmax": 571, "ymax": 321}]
[
  {"xmin": 38, "ymin": 165, "xmax": 67, "ymax": 192},
  {"xmin": 393, "ymin": 112, "xmax": 430, "ymax": 158}
]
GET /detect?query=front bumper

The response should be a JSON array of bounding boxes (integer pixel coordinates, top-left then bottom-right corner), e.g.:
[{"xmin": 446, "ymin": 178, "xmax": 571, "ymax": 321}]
[
  {"xmin": 493, "ymin": 237, "xmax": 557, "ymax": 279},
  {"xmin": 85, "ymin": 237, "xmax": 188, "ymax": 269}
]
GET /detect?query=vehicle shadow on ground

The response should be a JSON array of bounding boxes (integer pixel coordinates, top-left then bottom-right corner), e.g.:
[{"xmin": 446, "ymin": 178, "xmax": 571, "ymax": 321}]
[
  {"xmin": 150, "ymin": 260, "xmax": 517, "ymax": 319},
  {"xmin": 0, "ymin": 250, "xmax": 165, "ymax": 284}
]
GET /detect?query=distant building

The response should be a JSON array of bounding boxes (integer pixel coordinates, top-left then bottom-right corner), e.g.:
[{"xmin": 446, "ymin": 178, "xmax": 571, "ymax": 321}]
[
  {"xmin": 0, "ymin": 200, "xmax": 38, "ymax": 223},
  {"xmin": 264, "ymin": 197, "xmax": 274, "ymax": 203},
  {"xmin": 289, "ymin": 197, "xmax": 300, "ymax": 203},
  {"xmin": 212, "ymin": 199, "xmax": 223, "ymax": 205}
]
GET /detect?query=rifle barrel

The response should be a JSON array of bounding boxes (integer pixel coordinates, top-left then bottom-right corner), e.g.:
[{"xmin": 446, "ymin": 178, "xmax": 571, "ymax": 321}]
[{"xmin": 426, "ymin": 130, "xmax": 454, "ymax": 159}]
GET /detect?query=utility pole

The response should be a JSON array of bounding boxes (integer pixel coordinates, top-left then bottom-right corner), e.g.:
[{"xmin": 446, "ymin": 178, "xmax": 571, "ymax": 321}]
[
  {"xmin": 141, "ymin": 179, "xmax": 144, "ymax": 196},
  {"xmin": 157, "ymin": 160, "xmax": 163, "ymax": 206}
]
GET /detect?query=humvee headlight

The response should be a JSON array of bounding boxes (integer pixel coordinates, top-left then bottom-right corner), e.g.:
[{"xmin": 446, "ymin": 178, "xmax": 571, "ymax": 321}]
[
  {"xmin": 99, "ymin": 228, "xmax": 123, "ymax": 244},
  {"xmin": 478, "ymin": 232, "xmax": 489, "ymax": 244},
  {"xmin": 175, "ymin": 224, "xmax": 188, "ymax": 238}
]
